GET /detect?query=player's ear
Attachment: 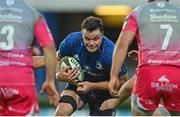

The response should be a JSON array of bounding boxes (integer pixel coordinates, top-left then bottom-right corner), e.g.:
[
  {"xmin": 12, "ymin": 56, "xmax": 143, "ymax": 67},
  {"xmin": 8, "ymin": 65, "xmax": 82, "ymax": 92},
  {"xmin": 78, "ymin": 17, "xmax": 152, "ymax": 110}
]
[
  {"xmin": 100, "ymin": 29, "xmax": 103, "ymax": 33},
  {"xmin": 101, "ymin": 31, "xmax": 104, "ymax": 36}
]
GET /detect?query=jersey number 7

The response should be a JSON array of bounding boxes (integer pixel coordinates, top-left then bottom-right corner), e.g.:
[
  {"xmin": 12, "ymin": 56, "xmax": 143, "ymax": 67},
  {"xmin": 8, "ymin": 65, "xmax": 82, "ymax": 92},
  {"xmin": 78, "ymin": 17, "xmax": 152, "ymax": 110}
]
[{"xmin": 160, "ymin": 24, "xmax": 173, "ymax": 50}]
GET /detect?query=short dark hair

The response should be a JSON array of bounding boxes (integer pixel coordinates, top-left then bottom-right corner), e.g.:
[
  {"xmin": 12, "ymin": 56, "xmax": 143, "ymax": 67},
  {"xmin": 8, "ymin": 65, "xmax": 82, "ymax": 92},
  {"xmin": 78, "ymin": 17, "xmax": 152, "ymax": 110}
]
[{"xmin": 81, "ymin": 16, "xmax": 104, "ymax": 32}]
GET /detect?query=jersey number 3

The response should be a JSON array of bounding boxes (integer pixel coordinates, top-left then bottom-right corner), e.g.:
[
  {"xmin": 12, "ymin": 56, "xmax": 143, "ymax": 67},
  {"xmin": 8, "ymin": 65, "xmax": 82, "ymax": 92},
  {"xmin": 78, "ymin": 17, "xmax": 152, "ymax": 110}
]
[
  {"xmin": 0, "ymin": 25, "xmax": 14, "ymax": 50},
  {"xmin": 160, "ymin": 24, "xmax": 173, "ymax": 50}
]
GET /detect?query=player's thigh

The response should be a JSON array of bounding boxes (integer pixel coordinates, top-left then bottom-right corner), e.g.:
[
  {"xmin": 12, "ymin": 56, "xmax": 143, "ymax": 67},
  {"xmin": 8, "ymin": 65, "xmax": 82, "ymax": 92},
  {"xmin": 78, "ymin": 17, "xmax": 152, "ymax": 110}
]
[
  {"xmin": 149, "ymin": 65, "xmax": 180, "ymax": 115},
  {"xmin": 161, "ymin": 66, "xmax": 180, "ymax": 115},
  {"xmin": 131, "ymin": 98, "xmax": 154, "ymax": 116},
  {"xmin": 132, "ymin": 66, "xmax": 161, "ymax": 115},
  {"xmin": 60, "ymin": 89, "xmax": 84, "ymax": 107},
  {"xmin": 54, "ymin": 101, "xmax": 73, "ymax": 116},
  {"xmin": 7, "ymin": 86, "xmax": 37, "ymax": 116}
]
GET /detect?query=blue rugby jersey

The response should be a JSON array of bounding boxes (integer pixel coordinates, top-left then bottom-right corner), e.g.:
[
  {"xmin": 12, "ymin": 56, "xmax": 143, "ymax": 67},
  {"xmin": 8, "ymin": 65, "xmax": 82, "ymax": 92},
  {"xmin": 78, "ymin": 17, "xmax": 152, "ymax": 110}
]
[{"xmin": 58, "ymin": 32, "xmax": 127, "ymax": 82}]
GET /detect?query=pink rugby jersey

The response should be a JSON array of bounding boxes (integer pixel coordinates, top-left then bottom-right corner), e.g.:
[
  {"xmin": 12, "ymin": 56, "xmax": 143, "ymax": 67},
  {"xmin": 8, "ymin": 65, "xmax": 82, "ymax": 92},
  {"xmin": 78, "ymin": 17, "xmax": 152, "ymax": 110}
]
[
  {"xmin": 122, "ymin": 2, "xmax": 180, "ymax": 67},
  {"xmin": 0, "ymin": 0, "xmax": 54, "ymax": 85}
]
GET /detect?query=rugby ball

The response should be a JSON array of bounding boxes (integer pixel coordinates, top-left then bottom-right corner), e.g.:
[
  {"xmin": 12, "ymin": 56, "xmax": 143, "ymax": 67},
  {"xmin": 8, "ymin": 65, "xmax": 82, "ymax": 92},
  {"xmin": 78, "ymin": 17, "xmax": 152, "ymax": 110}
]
[{"xmin": 59, "ymin": 56, "xmax": 84, "ymax": 81}]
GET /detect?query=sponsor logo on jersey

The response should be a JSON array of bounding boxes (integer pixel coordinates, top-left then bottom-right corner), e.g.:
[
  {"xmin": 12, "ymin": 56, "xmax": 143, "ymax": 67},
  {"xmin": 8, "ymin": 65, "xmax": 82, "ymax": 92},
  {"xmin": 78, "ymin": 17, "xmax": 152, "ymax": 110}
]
[
  {"xmin": 158, "ymin": 75, "xmax": 169, "ymax": 82},
  {"xmin": 96, "ymin": 61, "xmax": 103, "ymax": 70},
  {"xmin": 0, "ymin": 87, "xmax": 19, "ymax": 98},
  {"xmin": 150, "ymin": 14, "xmax": 177, "ymax": 23},
  {"xmin": 151, "ymin": 76, "xmax": 178, "ymax": 92}
]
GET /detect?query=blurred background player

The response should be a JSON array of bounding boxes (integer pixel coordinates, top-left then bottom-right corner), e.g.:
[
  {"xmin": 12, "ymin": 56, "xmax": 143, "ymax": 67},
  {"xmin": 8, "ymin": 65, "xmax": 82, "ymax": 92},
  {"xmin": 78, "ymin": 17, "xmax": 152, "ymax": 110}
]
[
  {"xmin": 0, "ymin": 0, "xmax": 59, "ymax": 115},
  {"xmin": 54, "ymin": 16, "xmax": 128, "ymax": 116},
  {"xmin": 109, "ymin": 0, "xmax": 180, "ymax": 116}
]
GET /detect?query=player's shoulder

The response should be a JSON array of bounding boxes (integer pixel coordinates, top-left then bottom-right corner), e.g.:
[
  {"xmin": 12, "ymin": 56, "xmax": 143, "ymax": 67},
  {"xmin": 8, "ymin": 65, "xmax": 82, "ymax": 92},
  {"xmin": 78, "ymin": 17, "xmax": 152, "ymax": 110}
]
[
  {"xmin": 102, "ymin": 36, "xmax": 114, "ymax": 51},
  {"xmin": 64, "ymin": 31, "xmax": 82, "ymax": 43},
  {"xmin": 61, "ymin": 31, "xmax": 83, "ymax": 48},
  {"xmin": 15, "ymin": 0, "xmax": 41, "ymax": 20},
  {"xmin": 100, "ymin": 36, "xmax": 114, "ymax": 62},
  {"xmin": 130, "ymin": 5, "xmax": 146, "ymax": 17},
  {"xmin": 67, "ymin": 31, "xmax": 83, "ymax": 39},
  {"xmin": 132, "ymin": 2, "xmax": 157, "ymax": 14}
]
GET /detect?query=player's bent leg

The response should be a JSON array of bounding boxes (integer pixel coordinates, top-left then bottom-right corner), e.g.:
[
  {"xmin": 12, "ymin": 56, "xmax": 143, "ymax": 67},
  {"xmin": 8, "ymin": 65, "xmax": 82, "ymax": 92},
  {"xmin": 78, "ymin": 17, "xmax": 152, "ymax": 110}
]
[
  {"xmin": 76, "ymin": 94, "xmax": 84, "ymax": 110},
  {"xmin": 54, "ymin": 90, "xmax": 77, "ymax": 116},
  {"xmin": 131, "ymin": 104, "xmax": 154, "ymax": 116},
  {"xmin": 54, "ymin": 100, "xmax": 73, "ymax": 116},
  {"xmin": 131, "ymin": 95, "xmax": 154, "ymax": 116},
  {"xmin": 54, "ymin": 90, "xmax": 84, "ymax": 116}
]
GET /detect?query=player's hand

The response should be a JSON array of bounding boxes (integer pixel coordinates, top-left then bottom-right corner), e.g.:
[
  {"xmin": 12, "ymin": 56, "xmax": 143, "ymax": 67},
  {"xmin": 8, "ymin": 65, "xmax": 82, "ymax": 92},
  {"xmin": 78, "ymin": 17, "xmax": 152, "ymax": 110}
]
[
  {"xmin": 40, "ymin": 81, "xmax": 60, "ymax": 106},
  {"xmin": 100, "ymin": 98, "xmax": 119, "ymax": 111},
  {"xmin": 77, "ymin": 81, "xmax": 93, "ymax": 94},
  {"xmin": 108, "ymin": 77, "xmax": 120, "ymax": 98},
  {"xmin": 56, "ymin": 67, "xmax": 70, "ymax": 80},
  {"xmin": 56, "ymin": 67, "xmax": 79, "ymax": 84},
  {"xmin": 67, "ymin": 68, "xmax": 80, "ymax": 84},
  {"xmin": 128, "ymin": 50, "xmax": 138, "ymax": 61}
]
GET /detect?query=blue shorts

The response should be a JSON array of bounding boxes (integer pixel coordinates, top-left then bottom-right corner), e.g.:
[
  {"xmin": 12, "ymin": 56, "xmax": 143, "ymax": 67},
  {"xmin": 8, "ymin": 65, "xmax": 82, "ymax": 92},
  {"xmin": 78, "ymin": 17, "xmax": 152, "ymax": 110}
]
[{"xmin": 64, "ymin": 83, "xmax": 116, "ymax": 116}]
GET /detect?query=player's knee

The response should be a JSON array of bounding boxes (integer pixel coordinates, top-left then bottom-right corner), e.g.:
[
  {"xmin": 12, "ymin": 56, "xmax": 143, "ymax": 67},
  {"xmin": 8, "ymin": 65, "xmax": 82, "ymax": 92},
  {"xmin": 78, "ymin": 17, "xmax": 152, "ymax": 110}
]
[
  {"xmin": 131, "ymin": 95, "xmax": 154, "ymax": 116},
  {"xmin": 59, "ymin": 95, "xmax": 77, "ymax": 112},
  {"xmin": 76, "ymin": 100, "xmax": 84, "ymax": 110},
  {"xmin": 54, "ymin": 103, "xmax": 71, "ymax": 116},
  {"xmin": 54, "ymin": 98, "xmax": 76, "ymax": 116}
]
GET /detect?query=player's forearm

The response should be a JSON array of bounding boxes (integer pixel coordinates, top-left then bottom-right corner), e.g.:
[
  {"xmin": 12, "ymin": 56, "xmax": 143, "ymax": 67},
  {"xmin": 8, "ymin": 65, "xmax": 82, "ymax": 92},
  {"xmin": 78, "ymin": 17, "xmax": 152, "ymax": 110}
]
[
  {"xmin": 117, "ymin": 89, "xmax": 131, "ymax": 106},
  {"xmin": 90, "ymin": 81, "xmax": 109, "ymax": 90},
  {"xmin": 111, "ymin": 39, "xmax": 128, "ymax": 79},
  {"xmin": 111, "ymin": 31, "xmax": 135, "ymax": 79},
  {"xmin": 119, "ymin": 74, "xmax": 128, "ymax": 86},
  {"xmin": 55, "ymin": 52, "xmax": 65, "ymax": 81},
  {"xmin": 117, "ymin": 77, "xmax": 134, "ymax": 105},
  {"xmin": 43, "ymin": 45, "xmax": 56, "ymax": 82},
  {"xmin": 32, "ymin": 56, "xmax": 45, "ymax": 68},
  {"xmin": 56, "ymin": 51, "xmax": 61, "ymax": 72}
]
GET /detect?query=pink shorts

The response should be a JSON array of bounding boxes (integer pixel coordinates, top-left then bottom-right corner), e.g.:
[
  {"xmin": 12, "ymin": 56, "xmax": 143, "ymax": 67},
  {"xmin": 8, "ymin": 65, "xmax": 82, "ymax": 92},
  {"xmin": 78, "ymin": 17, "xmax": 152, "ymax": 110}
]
[
  {"xmin": 0, "ymin": 86, "xmax": 39, "ymax": 116},
  {"xmin": 132, "ymin": 65, "xmax": 180, "ymax": 111}
]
